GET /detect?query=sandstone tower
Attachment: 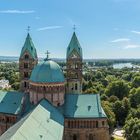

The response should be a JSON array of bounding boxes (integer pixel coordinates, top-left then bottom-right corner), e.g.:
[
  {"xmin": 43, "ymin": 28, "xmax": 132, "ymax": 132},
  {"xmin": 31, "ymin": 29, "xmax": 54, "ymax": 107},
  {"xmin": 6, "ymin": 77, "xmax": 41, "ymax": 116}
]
[
  {"xmin": 19, "ymin": 33, "xmax": 38, "ymax": 92},
  {"xmin": 66, "ymin": 32, "xmax": 83, "ymax": 94}
]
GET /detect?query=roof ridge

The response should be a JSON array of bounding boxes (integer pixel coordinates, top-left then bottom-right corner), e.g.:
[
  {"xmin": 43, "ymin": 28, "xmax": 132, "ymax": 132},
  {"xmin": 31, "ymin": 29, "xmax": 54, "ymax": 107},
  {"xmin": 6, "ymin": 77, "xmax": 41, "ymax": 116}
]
[{"xmin": 96, "ymin": 94, "xmax": 102, "ymax": 117}]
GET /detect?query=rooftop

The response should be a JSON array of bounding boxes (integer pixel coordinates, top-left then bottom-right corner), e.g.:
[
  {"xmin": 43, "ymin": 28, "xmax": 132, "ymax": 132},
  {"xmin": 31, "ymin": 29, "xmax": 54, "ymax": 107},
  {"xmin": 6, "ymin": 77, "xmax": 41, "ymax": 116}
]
[
  {"xmin": 0, "ymin": 91, "xmax": 25, "ymax": 115},
  {"xmin": 0, "ymin": 99, "xmax": 64, "ymax": 140},
  {"xmin": 61, "ymin": 93, "xmax": 106, "ymax": 118}
]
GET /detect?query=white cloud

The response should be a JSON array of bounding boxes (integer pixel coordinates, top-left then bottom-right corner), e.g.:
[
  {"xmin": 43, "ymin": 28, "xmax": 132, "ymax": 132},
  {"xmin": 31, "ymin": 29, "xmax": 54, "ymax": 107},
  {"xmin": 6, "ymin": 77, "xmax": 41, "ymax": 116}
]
[
  {"xmin": 111, "ymin": 38, "xmax": 130, "ymax": 43},
  {"xmin": 124, "ymin": 44, "xmax": 140, "ymax": 49},
  {"xmin": 37, "ymin": 26, "xmax": 63, "ymax": 31},
  {"xmin": 131, "ymin": 30, "xmax": 140, "ymax": 35},
  {"xmin": 0, "ymin": 10, "xmax": 35, "ymax": 14}
]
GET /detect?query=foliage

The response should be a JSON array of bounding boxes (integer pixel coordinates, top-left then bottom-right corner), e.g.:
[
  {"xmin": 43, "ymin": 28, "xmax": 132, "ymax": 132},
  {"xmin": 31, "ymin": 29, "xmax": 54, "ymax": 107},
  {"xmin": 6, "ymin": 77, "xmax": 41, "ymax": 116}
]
[
  {"xmin": 105, "ymin": 80, "xmax": 129, "ymax": 100},
  {"xmin": 82, "ymin": 62, "xmax": 140, "ymax": 138},
  {"xmin": 0, "ymin": 62, "xmax": 20, "ymax": 90},
  {"xmin": 129, "ymin": 87, "xmax": 140, "ymax": 108},
  {"xmin": 102, "ymin": 101, "xmax": 116, "ymax": 129},
  {"xmin": 124, "ymin": 118, "xmax": 140, "ymax": 140}
]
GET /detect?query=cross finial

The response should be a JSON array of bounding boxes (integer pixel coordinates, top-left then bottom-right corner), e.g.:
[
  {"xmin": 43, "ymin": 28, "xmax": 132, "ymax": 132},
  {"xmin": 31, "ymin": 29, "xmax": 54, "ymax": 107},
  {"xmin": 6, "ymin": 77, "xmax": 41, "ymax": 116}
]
[
  {"xmin": 27, "ymin": 26, "xmax": 30, "ymax": 33},
  {"xmin": 45, "ymin": 50, "xmax": 50, "ymax": 60},
  {"xmin": 73, "ymin": 25, "xmax": 76, "ymax": 32}
]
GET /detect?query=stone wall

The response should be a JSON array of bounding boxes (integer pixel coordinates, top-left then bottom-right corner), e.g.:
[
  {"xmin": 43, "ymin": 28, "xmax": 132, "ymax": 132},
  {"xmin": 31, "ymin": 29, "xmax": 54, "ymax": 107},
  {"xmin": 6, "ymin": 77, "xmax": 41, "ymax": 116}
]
[
  {"xmin": 0, "ymin": 114, "xmax": 17, "ymax": 135},
  {"xmin": 66, "ymin": 57, "xmax": 83, "ymax": 94},
  {"xmin": 64, "ymin": 118, "xmax": 110, "ymax": 140},
  {"xmin": 29, "ymin": 82, "xmax": 65, "ymax": 106},
  {"xmin": 19, "ymin": 51, "xmax": 38, "ymax": 93}
]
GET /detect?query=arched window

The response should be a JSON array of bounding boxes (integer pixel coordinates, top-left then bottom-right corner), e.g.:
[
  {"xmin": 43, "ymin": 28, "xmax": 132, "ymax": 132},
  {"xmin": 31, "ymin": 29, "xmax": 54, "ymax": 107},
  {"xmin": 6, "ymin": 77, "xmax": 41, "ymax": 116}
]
[
  {"xmin": 68, "ymin": 121, "xmax": 70, "ymax": 128},
  {"xmin": 75, "ymin": 63, "xmax": 78, "ymax": 69},
  {"xmin": 24, "ymin": 63, "xmax": 28, "ymax": 68},
  {"xmin": 102, "ymin": 121, "xmax": 105, "ymax": 126},
  {"xmin": 89, "ymin": 134, "xmax": 93, "ymax": 140},
  {"xmin": 24, "ymin": 72, "xmax": 29, "ymax": 78},
  {"xmin": 75, "ymin": 83, "xmax": 78, "ymax": 90},
  {"xmin": 24, "ymin": 54, "xmax": 29, "ymax": 59},
  {"xmin": 24, "ymin": 82, "xmax": 27, "ymax": 88},
  {"xmin": 43, "ymin": 86, "xmax": 46, "ymax": 92},
  {"xmin": 96, "ymin": 121, "xmax": 98, "ymax": 128},
  {"xmin": 73, "ymin": 134, "xmax": 77, "ymax": 140}
]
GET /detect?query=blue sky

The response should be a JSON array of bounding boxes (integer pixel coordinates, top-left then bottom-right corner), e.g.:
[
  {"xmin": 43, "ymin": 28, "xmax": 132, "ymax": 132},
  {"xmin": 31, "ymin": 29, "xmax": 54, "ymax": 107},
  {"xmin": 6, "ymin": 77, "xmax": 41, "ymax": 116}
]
[{"xmin": 1, "ymin": 0, "xmax": 140, "ymax": 58}]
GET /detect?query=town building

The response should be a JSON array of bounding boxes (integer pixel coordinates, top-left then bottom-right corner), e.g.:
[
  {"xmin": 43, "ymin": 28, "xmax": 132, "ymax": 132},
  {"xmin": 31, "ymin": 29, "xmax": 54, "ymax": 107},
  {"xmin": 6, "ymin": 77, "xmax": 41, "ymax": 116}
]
[
  {"xmin": 0, "ymin": 31, "xmax": 110, "ymax": 140},
  {"xmin": 0, "ymin": 80, "xmax": 10, "ymax": 89}
]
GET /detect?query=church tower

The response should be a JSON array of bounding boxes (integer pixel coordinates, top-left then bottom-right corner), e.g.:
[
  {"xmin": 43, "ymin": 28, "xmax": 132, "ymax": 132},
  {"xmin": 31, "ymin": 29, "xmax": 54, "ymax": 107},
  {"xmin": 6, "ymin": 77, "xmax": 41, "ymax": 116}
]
[
  {"xmin": 66, "ymin": 32, "xmax": 83, "ymax": 94},
  {"xmin": 19, "ymin": 32, "xmax": 38, "ymax": 93}
]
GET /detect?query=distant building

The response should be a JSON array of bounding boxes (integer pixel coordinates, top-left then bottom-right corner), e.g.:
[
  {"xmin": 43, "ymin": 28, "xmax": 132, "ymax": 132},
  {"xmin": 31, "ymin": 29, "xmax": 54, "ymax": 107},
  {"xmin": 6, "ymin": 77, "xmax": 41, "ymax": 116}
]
[
  {"xmin": 0, "ymin": 80, "xmax": 10, "ymax": 89},
  {"xmin": 0, "ymin": 31, "xmax": 110, "ymax": 140}
]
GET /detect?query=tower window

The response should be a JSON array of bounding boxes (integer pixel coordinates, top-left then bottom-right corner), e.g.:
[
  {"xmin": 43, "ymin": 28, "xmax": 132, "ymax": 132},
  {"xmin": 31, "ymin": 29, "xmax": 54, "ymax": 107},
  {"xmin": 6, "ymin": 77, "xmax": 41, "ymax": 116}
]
[
  {"xmin": 102, "ymin": 121, "xmax": 105, "ymax": 126},
  {"xmin": 89, "ymin": 134, "xmax": 93, "ymax": 140},
  {"xmin": 24, "ymin": 82, "xmax": 27, "ymax": 88},
  {"xmin": 96, "ymin": 121, "xmax": 98, "ymax": 128},
  {"xmin": 75, "ymin": 64, "xmax": 78, "ymax": 69},
  {"xmin": 24, "ymin": 72, "xmax": 29, "ymax": 78},
  {"xmin": 75, "ymin": 83, "xmax": 78, "ymax": 90},
  {"xmin": 24, "ymin": 63, "xmax": 28, "ymax": 68},
  {"xmin": 24, "ymin": 54, "xmax": 29, "ymax": 59},
  {"xmin": 73, "ymin": 134, "xmax": 77, "ymax": 140}
]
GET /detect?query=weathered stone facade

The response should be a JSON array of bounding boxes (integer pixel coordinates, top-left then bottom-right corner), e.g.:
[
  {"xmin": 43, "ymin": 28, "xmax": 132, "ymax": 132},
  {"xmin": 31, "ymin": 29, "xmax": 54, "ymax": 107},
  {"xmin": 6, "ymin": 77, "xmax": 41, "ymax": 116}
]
[
  {"xmin": 66, "ymin": 56, "xmax": 83, "ymax": 94},
  {"xmin": 19, "ymin": 51, "xmax": 38, "ymax": 93},
  {"xmin": 0, "ymin": 114, "xmax": 17, "ymax": 135},
  {"xmin": 64, "ymin": 118, "xmax": 110, "ymax": 140},
  {"xmin": 29, "ymin": 82, "xmax": 65, "ymax": 106}
]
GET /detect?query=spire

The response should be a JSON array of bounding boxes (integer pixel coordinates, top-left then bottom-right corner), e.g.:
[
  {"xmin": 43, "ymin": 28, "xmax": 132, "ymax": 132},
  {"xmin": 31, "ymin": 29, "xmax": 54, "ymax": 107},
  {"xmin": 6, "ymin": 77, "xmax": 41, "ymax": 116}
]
[
  {"xmin": 67, "ymin": 31, "xmax": 82, "ymax": 58},
  {"xmin": 20, "ymin": 31, "xmax": 37, "ymax": 59}
]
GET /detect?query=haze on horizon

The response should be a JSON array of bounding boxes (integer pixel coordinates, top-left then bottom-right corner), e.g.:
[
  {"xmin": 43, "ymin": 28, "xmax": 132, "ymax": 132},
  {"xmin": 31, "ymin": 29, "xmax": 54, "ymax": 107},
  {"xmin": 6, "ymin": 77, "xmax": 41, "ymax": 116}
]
[{"xmin": 0, "ymin": 0, "xmax": 140, "ymax": 59}]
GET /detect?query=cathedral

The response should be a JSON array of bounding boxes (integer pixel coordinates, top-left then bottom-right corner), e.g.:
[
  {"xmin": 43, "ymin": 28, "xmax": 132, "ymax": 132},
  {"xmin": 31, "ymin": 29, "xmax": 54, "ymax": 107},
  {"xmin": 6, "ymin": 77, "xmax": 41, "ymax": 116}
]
[{"xmin": 0, "ymin": 31, "xmax": 110, "ymax": 140}]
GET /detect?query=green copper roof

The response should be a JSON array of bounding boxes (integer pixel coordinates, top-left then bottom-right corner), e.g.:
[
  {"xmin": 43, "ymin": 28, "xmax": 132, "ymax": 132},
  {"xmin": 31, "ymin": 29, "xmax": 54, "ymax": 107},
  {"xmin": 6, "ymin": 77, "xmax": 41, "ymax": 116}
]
[
  {"xmin": 0, "ymin": 91, "xmax": 24, "ymax": 115},
  {"xmin": 30, "ymin": 60, "xmax": 65, "ymax": 83},
  {"xmin": 67, "ymin": 32, "xmax": 83, "ymax": 58},
  {"xmin": 62, "ymin": 94, "xmax": 107, "ymax": 118},
  {"xmin": 0, "ymin": 99, "xmax": 64, "ymax": 140},
  {"xmin": 20, "ymin": 33, "xmax": 37, "ymax": 59}
]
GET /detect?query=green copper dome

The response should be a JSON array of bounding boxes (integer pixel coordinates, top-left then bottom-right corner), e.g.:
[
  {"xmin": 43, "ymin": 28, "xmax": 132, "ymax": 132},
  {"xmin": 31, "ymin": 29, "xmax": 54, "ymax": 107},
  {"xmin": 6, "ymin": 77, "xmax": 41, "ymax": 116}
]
[
  {"xmin": 30, "ymin": 60, "xmax": 65, "ymax": 83},
  {"xmin": 67, "ymin": 32, "xmax": 83, "ymax": 58}
]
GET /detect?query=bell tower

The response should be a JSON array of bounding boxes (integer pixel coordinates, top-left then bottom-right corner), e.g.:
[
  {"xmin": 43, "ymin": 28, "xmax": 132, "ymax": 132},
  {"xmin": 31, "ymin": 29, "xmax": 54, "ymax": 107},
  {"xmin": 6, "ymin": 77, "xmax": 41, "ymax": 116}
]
[
  {"xmin": 19, "ymin": 29, "xmax": 38, "ymax": 93},
  {"xmin": 66, "ymin": 31, "xmax": 83, "ymax": 94}
]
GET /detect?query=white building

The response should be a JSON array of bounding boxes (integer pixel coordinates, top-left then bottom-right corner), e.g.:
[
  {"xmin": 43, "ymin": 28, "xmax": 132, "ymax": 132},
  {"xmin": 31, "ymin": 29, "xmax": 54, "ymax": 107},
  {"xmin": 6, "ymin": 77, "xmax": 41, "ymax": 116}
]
[{"xmin": 0, "ymin": 80, "xmax": 10, "ymax": 89}]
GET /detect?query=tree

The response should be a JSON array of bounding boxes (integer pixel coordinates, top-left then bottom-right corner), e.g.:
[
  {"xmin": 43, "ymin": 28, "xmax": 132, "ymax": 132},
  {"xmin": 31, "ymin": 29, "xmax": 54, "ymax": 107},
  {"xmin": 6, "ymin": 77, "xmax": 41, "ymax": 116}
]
[
  {"xmin": 112, "ymin": 98, "xmax": 130, "ymax": 126},
  {"xmin": 129, "ymin": 87, "xmax": 140, "ymax": 108},
  {"xmin": 102, "ymin": 101, "xmax": 116, "ymax": 129},
  {"xmin": 132, "ymin": 76, "xmax": 140, "ymax": 88},
  {"xmin": 105, "ymin": 80, "xmax": 129, "ymax": 100},
  {"xmin": 124, "ymin": 118, "xmax": 140, "ymax": 140}
]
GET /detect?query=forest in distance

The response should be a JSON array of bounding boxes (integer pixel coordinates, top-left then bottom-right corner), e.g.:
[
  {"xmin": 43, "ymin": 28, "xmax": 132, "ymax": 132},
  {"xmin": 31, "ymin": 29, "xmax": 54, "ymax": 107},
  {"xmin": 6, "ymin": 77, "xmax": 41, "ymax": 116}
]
[{"xmin": 1, "ymin": 60, "xmax": 140, "ymax": 139}]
